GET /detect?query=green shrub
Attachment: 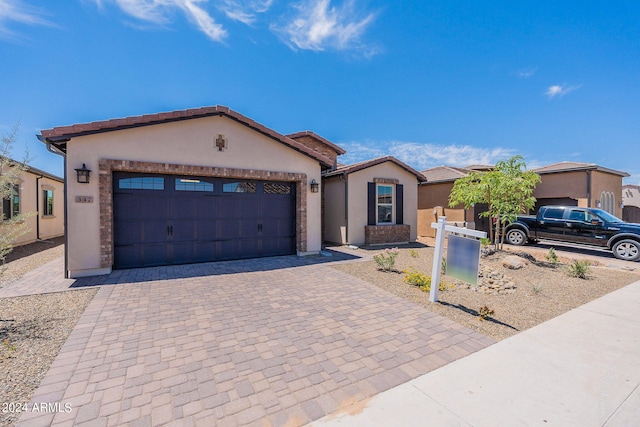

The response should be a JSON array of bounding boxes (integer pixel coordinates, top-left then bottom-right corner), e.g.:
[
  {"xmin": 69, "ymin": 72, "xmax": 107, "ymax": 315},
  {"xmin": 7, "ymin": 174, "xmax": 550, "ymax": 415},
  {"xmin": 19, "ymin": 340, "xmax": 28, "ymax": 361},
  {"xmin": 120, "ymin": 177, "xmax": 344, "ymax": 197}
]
[
  {"xmin": 409, "ymin": 249, "xmax": 419, "ymax": 258},
  {"xmin": 373, "ymin": 247, "xmax": 400, "ymax": 271},
  {"xmin": 480, "ymin": 237, "xmax": 491, "ymax": 247},
  {"xmin": 478, "ymin": 305, "xmax": 495, "ymax": 320},
  {"xmin": 545, "ymin": 247, "xmax": 559, "ymax": 265},
  {"xmin": 568, "ymin": 259, "xmax": 591, "ymax": 279},
  {"xmin": 403, "ymin": 268, "xmax": 450, "ymax": 292},
  {"xmin": 441, "ymin": 257, "xmax": 447, "ymax": 275}
]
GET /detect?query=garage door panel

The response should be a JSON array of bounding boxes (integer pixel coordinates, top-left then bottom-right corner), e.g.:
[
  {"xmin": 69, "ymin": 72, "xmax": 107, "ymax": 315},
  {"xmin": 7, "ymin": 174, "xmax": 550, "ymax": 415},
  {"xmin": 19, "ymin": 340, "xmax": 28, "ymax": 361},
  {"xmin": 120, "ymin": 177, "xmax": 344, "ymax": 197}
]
[
  {"xmin": 114, "ymin": 245, "xmax": 140, "ymax": 269},
  {"xmin": 115, "ymin": 222, "xmax": 142, "ymax": 245},
  {"xmin": 172, "ymin": 242, "xmax": 195, "ymax": 264},
  {"xmin": 141, "ymin": 197, "xmax": 170, "ymax": 219},
  {"xmin": 218, "ymin": 219, "xmax": 239, "ymax": 239},
  {"xmin": 196, "ymin": 220, "xmax": 218, "ymax": 240},
  {"xmin": 143, "ymin": 221, "xmax": 169, "ymax": 244},
  {"xmin": 172, "ymin": 220, "xmax": 195, "ymax": 242},
  {"xmin": 195, "ymin": 242, "xmax": 216, "ymax": 262},
  {"xmin": 113, "ymin": 195, "xmax": 140, "ymax": 220},
  {"xmin": 141, "ymin": 244, "xmax": 169, "ymax": 267}
]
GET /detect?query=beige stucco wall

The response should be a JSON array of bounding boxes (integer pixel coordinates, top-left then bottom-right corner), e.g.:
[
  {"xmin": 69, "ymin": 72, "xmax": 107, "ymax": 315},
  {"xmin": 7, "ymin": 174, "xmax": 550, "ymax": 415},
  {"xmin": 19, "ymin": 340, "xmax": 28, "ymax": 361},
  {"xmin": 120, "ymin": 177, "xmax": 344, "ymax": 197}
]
[
  {"xmin": 13, "ymin": 171, "xmax": 64, "ymax": 246},
  {"xmin": 322, "ymin": 175, "xmax": 347, "ymax": 244},
  {"xmin": 535, "ymin": 170, "xmax": 624, "ymax": 217},
  {"xmin": 65, "ymin": 115, "xmax": 322, "ymax": 277},
  {"xmin": 345, "ymin": 162, "xmax": 418, "ymax": 245},
  {"xmin": 535, "ymin": 171, "xmax": 588, "ymax": 200},
  {"xmin": 591, "ymin": 171, "xmax": 624, "ymax": 218}
]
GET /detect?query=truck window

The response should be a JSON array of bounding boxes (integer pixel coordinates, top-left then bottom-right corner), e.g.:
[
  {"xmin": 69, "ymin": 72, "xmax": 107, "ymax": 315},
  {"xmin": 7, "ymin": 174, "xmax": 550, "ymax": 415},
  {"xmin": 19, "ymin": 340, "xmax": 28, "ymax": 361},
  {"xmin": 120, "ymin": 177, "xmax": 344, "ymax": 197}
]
[
  {"xmin": 542, "ymin": 207, "xmax": 564, "ymax": 219},
  {"xmin": 569, "ymin": 210, "xmax": 586, "ymax": 221}
]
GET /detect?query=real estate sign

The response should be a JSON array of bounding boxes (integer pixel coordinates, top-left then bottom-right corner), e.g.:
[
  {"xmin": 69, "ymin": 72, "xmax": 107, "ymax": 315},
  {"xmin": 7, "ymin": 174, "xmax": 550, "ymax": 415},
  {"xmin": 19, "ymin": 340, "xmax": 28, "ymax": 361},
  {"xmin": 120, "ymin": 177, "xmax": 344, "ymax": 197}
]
[{"xmin": 446, "ymin": 234, "xmax": 481, "ymax": 286}]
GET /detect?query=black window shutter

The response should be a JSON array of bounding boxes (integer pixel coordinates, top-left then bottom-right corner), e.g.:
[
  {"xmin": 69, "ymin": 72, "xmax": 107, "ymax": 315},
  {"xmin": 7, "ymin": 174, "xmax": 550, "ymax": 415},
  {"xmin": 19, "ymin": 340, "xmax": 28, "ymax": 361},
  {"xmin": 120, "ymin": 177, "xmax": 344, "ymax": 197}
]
[
  {"xmin": 396, "ymin": 184, "xmax": 404, "ymax": 224},
  {"xmin": 367, "ymin": 182, "xmax": 376, "ymax": 225}
]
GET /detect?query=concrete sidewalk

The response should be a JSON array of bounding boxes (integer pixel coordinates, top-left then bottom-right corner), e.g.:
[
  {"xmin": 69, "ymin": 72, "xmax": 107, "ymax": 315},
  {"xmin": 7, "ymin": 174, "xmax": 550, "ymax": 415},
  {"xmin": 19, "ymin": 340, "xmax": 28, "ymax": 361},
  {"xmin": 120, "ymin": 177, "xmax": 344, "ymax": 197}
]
[{"xmin": 311, "ymin": 279, "xmax": 640, "ymax": 427}]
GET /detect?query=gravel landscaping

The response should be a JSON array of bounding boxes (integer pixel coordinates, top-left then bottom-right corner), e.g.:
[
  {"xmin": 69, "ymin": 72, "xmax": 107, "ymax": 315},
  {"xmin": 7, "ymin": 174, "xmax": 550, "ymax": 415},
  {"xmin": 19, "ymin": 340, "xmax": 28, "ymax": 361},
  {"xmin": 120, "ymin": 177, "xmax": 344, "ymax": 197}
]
[
  {"xmin": 0, "ymin": 240, "xmax": 96, "ymax": 427},
  {"xmin": 332, "ymin": 244, "xmax": 640, "ymax": 341}
]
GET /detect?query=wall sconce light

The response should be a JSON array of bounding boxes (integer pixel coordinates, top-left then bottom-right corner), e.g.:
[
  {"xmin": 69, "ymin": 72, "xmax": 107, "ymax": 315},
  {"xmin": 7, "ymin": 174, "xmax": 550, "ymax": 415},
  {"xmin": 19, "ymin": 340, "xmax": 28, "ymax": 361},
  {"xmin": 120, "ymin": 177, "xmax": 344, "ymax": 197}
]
[
  {"xmin": 310, "ymin": 179, "xmax": 319, "ymax": 193},
  {"xmin": 75, "ymin": 164, "xmax": 91, "ymax": 184},
  {"xmin": 596, "ymin": 200, "xmax": 602, "ymax": 208},
  {"xmin": 620, "ymin": 201, "xmax": 625, "ymax": 209}
]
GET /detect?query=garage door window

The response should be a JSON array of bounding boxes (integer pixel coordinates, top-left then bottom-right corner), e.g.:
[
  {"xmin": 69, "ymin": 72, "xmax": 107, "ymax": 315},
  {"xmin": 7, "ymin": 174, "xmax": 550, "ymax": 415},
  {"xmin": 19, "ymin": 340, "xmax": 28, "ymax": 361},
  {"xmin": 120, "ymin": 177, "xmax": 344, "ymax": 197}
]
[
  {"xmin": 223, "ymin": 182, "xmax": 256, "ymax": 193},
  {"xmin": 119, "ymin": 176, "xmax": 164, "ymax": 190},
  {"xmin": 264, "ymin": 183, "xmax": 292, "ymax": 194},
  {"xmin": 175, "ymin": 178, "xmax": 214, "ymax": 192}
]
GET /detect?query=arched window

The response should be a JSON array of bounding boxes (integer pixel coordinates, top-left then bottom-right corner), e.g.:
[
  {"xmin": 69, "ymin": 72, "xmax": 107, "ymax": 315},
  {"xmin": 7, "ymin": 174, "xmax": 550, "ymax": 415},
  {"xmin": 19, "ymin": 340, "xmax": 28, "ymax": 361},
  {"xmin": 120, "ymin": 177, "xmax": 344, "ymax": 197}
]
[{"xmin": 600, "ymin": 191, "xmax": 615, "ymax": 215}]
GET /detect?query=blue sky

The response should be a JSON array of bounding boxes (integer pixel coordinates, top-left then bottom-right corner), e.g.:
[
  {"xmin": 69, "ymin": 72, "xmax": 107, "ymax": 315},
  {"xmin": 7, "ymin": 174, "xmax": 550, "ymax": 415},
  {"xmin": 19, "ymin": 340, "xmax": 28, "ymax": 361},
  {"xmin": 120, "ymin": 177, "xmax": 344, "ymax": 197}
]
[{"xmin": 1, "ymin": 0, "xmax": 639, "ymax": 184}]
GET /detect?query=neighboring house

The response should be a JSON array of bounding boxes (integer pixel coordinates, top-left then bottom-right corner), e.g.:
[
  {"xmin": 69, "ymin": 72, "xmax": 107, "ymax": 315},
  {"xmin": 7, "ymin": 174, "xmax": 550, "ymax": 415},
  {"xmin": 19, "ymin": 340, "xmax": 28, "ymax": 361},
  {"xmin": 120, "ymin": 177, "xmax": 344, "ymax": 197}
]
[
  {"xmin": 323, "ymin": 156, "xmax": 426, "ymax": 245},
  {"xmin": 622, "ymin": 185, "xmax": 640, "ymax": 223},
  {"xmin": 38, "ymin": 106, "xmax": 333, "ymax": 278},
  {"xmin": 417, "ymin": 161, "xmax": 629, "ymax": 237},
  {"xmin": 532, "ymin": 162, "xmax": 628, "ymax": 218},
  {"xmin": 2, "ymin": 164, "xmax": 64, "ymax": 246},
  {"xmin": 417, "ymin": 165, "xmax": 487, "ymax": 237}
]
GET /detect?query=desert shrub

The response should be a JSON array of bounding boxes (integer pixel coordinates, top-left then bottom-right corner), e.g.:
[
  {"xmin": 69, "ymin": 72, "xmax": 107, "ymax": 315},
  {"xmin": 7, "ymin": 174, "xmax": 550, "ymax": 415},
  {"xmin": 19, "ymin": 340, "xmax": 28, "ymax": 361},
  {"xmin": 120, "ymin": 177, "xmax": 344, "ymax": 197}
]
[
  {"xmin": 373, "ymin": 247, "xmax": 400, "ymax": 271},
  {"xmin": 478, "ymin": 305, "xmax": 495, "ymax": 320},
  {"xmin": 441, "ymin": 257, "xmax": 447, "ymax": 274},
  {"xmin": 567, "ymin": 259, "xmax": 591, "ymax": 279},
  {"xmin": 545, "ymin": 248, "xmax": 559, "ymax": 265},
  {"xmin": 403, "ymin": 268, "xmax": 450, "ymax": 292},
  {"xmin": 409, "ymin": 249, "xmax": 419, "ymax": 258}
]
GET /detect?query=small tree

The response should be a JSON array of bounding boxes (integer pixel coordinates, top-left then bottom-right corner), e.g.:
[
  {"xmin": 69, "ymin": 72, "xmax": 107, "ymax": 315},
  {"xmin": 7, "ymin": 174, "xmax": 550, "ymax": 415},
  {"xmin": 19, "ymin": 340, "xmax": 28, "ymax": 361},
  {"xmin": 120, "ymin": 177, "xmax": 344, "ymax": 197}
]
[
  {"xmin": 0, "ymin": 123, "xmax": 31, "ymax": 268},
  {"xmin": 449, "ymin": 155, "xmax": 540, "ymax": 250}
]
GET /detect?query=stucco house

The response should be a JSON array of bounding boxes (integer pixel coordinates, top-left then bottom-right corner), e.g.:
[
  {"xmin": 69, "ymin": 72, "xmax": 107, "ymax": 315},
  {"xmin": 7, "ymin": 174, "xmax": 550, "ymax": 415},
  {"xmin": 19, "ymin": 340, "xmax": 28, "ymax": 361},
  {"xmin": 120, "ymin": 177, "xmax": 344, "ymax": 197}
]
[
  {"xmin": 2, "ymin": 164, "xmax": 64, "ymax": 246},
  {"xmin": 322, "ymin": 156, "xmax": 426, "ymax": 246},
  {"xmin": 417, "ymin": 161, "xmax": 629, "ymax": 237},
  {"xmin": 38, "ymin": 106, "xmax": 334, "ymax": 278},
  {"xmin": 622, "ymin": 185, "xmax": 640, "ymax": 223},
  {"xmin": 532, "ymin": 162, "xmax": 628, "ymax": 218}
]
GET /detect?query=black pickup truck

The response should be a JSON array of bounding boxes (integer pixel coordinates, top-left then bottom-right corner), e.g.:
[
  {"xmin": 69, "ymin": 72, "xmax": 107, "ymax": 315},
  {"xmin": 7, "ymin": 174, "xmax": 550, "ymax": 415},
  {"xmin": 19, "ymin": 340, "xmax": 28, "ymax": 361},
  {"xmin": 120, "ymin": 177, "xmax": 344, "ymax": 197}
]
[{"xmin": 504, "ymin": 206, "xmax": 640, "ymax": 261}]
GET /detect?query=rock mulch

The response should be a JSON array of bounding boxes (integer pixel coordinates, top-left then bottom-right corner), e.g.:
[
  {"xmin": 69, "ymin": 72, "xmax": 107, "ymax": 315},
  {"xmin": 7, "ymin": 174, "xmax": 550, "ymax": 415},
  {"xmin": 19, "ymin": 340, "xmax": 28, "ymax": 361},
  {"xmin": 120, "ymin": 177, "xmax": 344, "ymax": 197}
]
[
  {"xmin": 0, "ymin": 239, "xmax": 97, "ymax": 427},
  {"xmin": 332, "ymin": 245, "xmax": 640, "ymax": 341}
]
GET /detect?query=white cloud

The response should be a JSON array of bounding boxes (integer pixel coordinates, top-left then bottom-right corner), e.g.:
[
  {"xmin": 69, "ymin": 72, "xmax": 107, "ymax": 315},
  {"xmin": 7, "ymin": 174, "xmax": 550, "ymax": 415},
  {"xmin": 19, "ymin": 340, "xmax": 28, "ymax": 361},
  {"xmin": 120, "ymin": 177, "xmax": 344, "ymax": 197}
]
[
  {"xmin": 338, "ymin": 140, "xmax": 516, "ymax": 171},
  {"xmin": 273, "ymin": 0, "xmax": 377, "ymax": 54},
  {"xmin": 92, "ymin": 0, "xmax": 226, "ymax": 42},
  {"xmin": 545, "ymin": 83, "xmax": 582, "ymax": 99},
  {"xmin": 0, "ymin": 0, "xmax": 50, "ymax": 41},
  {"xmin": 219, "ymin": 0, "xmax": 273, "ymax": 25},
  {"xmin": 516, "ymin": 67, "xmax": 537, "ymax": 78}
]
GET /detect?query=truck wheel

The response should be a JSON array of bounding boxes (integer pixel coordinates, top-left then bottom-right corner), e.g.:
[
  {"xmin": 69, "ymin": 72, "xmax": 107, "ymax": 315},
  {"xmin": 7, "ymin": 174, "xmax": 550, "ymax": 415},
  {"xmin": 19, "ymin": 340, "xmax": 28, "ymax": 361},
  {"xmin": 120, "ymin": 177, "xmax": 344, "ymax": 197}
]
[
  {"xmin": 612, "ymin": 239, "xmax": 640, "ymax": 261},
  {"xmin": 506, "ymin": 229, "xmax": 527, "ymax": 246}
]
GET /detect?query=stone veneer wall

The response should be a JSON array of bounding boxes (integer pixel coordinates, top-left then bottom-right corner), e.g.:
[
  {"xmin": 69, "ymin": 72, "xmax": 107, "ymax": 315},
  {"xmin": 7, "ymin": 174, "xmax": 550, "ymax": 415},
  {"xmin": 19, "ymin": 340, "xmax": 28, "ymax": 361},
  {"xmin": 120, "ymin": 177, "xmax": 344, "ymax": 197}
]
[
  {"xmin": 291, "ymin": 136, "xmax": 338, "ymax": 168},
  {"xmin": 364, "ymin": 225, "xmax": 410, "ymax": 245},
  {"xmin": 99, "ymin": 159, "xmax": 308, "ymax": 269}
]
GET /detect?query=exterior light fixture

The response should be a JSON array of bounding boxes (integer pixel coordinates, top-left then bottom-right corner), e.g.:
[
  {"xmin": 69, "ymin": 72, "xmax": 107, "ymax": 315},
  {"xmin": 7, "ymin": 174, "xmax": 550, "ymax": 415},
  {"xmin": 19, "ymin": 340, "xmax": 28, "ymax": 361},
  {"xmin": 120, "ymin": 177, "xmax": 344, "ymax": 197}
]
[
  {"xmin": 75, "ymin": 164, "xmax": 91, "ymax": 184},
  {"xmin": 310, "ymin": 179, "xmax": 319, "ymax": 193},
  {"xmin": 620, "ymin": 201, "xmax": 624, "ymax": 209},
  {"xmin": 596, "ymin": 200, "xmax": 602, "ymax": 208}
]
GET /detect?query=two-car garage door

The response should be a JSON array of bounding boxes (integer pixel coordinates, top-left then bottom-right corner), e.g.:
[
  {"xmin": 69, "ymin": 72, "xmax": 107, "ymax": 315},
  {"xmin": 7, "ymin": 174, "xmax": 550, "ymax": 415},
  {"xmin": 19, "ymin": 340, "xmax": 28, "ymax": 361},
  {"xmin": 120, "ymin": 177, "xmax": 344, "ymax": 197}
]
[{"xmin": 113, "ymin": 172, "xmax": 296, "ymax": 269}]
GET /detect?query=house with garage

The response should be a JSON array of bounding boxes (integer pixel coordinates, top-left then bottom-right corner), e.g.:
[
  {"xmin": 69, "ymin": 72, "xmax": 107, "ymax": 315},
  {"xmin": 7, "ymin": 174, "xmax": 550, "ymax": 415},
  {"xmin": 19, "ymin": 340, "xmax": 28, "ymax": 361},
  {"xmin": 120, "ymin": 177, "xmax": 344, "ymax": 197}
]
[
  {"xmin": 39, "ymin": 106, "xmax": 333, "ymax": 278},
  {"xmin": 2, "ymin": 163, "xmax": 64, "ymax": 246},
  {"xmin": 322, "ymin": 157, "xmax": 426, "ymax": 246}
]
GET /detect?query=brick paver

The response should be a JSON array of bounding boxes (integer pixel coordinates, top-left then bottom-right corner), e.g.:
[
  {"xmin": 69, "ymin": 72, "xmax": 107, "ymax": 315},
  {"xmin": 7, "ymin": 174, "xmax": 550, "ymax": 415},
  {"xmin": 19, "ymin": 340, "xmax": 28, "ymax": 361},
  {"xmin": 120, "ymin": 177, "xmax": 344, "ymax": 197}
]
[{"xmin": 16, "ymin": 251, "xmax": 494, "ymax": 426}]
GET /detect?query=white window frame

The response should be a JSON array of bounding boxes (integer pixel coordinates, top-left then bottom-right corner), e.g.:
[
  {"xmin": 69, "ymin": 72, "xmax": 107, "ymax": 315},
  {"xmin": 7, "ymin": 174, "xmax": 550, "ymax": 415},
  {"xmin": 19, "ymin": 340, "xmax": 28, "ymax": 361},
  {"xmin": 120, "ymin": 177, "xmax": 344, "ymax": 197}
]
[{"xmin": 376, "ymin": 184, "xmax": 394, "ymax": 225}]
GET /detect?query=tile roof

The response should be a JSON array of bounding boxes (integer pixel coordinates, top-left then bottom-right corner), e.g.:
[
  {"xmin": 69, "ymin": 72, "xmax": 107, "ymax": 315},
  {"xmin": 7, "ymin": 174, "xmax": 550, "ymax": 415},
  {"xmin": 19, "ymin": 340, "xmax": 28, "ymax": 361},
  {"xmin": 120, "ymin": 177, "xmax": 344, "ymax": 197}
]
[
  {"xmin": 533, "ymin": 161, "xmax": 629, "ymax": 177},
  {"xmin": 323, "ymin": 156, "xmax": 427, "ymax": 182},
  {"xmin": 286, "ymin": 131, "xmax": 346, "ymax": 155},
  {"xmin": 419, "ymin": 166, "xmax": 470, "ymax": 183},
  {"xmin": 39, "ymin": 105, "xmax": 335, "ymax": 168}
]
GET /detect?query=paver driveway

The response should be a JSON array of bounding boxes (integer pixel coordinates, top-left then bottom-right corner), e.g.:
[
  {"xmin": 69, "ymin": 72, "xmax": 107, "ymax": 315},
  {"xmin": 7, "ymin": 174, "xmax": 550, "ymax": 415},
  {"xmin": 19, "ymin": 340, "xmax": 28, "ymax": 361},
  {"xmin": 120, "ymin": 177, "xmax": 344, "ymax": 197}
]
[{"xmin": 17, "ymin": 252, "xmax": 494, "ymax": 426}]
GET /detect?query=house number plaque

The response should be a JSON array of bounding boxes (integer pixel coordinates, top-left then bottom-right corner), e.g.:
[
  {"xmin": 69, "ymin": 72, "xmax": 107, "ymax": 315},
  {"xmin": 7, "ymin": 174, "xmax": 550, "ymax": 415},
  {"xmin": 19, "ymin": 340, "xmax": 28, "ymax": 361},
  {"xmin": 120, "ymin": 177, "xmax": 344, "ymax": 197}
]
[{"xmin": 75, "ymin": 196, "xmax": 94, "ymax": 203}]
